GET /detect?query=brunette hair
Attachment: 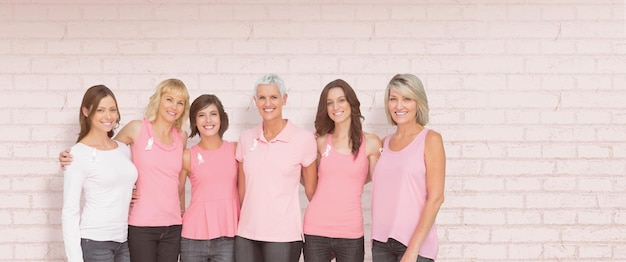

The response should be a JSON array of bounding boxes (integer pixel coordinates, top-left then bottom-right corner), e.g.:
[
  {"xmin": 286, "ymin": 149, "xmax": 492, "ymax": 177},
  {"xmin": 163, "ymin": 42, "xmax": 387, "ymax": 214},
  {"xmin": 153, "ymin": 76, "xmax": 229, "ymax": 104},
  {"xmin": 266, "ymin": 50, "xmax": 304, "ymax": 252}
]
[
  {"xmin": 77, "ymin": 85, "xmax": 120, "ymax": 142},
  {"xmin": 189, "ymin": 94, "xmax": 229, "ymax": 138},
  {"xmin": 314, "ymin": 79, "xmax": 364, "ymax": 158}
]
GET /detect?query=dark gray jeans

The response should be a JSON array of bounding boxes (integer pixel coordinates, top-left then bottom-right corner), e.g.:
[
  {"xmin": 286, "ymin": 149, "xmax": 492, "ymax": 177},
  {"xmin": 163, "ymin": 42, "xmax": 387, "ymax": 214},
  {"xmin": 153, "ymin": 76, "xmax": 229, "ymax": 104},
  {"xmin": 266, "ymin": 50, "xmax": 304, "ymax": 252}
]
[
  {"xmin": 234, "ymin": 236, "xmax": 302, "ymax": 262},
  {"xmin": 372, "ymin": 239, "xmax": 434, "ymax": 262},
  {"xmin": 303, "ymin": 234, "xmax": 364, "ymax": 262},
  {"xmin": 81, "ymin": 238, "xmax": 130, "ymax": 262},
  {"xmin": 128, "ymin": 225, "xmax": 182, "ymax": 262},
  {"xmin": 180, "ymin": 236, "xmax": 235, "ymax": 262}
]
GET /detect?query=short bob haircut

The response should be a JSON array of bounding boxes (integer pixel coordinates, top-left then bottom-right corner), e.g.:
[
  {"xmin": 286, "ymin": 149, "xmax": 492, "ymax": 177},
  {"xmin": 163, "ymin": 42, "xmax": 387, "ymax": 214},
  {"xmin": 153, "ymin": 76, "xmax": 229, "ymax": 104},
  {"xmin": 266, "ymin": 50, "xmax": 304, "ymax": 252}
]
[
  {"xmin": 314, "ymin": 79, "xmax": 364, "ymax": 158},
  {"xmin": 144, "ymin": 78, "xmax": 190, "ymax": 130},
  {"xmin": 384, "ymin": 74, "xmax": 429, "ymax": 126},
  {"xmin": 77, "ymin": 85, "xmax": 120, "ymax": 143},
  {"xmin": 254, "ymin": 73, "xmax": 287, "ymax": 98},
  {"xmin": 189, "ymin": 94, "xmax": 229, "ymax": 139}
]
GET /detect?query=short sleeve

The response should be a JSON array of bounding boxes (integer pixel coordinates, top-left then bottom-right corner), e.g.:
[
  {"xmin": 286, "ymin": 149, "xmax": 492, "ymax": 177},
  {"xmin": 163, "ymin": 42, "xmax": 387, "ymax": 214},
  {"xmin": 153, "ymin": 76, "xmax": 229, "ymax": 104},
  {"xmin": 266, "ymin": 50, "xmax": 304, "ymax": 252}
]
[{"xmin": 299, "ymin": 131, "xmax": 317, "ymax": 167}]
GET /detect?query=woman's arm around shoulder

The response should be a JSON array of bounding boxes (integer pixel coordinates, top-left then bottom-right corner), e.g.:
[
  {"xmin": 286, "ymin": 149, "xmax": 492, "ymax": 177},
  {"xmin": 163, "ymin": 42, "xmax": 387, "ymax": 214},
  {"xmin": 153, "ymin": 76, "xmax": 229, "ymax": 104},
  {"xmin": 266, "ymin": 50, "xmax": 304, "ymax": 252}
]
[
  {"xmin": 113, "ymin": 119, "xmax": 142, "ymax": 146},
  {"xmin": 364, "ymin": 132, "xmax": 382, "ymax": 183}
]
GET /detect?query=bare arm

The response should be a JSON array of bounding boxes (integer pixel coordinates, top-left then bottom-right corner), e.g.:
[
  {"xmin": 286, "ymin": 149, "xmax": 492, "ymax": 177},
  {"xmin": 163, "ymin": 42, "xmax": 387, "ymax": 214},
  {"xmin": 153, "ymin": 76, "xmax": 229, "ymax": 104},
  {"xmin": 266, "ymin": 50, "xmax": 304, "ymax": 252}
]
[
  {"xmin": 400, "ymin": 131, "xmax": 446, "ymax": 262},
  {"xmin": 315, "ymin": 135, "xmax": 327, "ymax": 168},
  {"xmin": 113, "ymin": 119, "xmax": 142, "ymax": 146},
  {"xmin": 301, "ymin": 161, "xmax": 317, "ymax": 201},
  {"xmin": 364, "ymin": 132, "xmax": 382, "ymax": 183},
  {"xmin": 178, "ymin": 149, "xmax": 191, "ymax": 215},
  {"xmin": 237, "ymin": 161, "xmax": 245, "ymax": 206}
]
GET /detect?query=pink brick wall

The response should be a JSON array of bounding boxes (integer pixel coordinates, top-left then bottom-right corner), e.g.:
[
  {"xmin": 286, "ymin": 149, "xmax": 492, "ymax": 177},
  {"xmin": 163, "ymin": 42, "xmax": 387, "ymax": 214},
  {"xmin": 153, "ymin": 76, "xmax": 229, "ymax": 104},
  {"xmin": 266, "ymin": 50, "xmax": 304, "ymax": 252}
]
[{"xmin": 1, "ymin": 0, "xmax": 624, "ymax": 261}]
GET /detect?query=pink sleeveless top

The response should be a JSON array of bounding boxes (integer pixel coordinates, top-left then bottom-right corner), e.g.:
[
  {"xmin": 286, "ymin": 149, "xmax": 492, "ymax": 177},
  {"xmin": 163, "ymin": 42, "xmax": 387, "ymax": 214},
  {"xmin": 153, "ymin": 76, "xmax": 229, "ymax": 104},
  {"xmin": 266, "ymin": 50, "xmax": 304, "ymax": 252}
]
[
  {"xmin": 128, "ymin": 118, "xmax": 183, "ymax": 226},
  {"xmin": 182, "ymin": 141, "xmax": 239, "ymax": 240},
  {"xmin": 303, "ymin": 134, "xmax": 368, "ymax": 238},
  {"xmin": 372, "ymin": 128, "xmax": 438, "ymax": 259}
]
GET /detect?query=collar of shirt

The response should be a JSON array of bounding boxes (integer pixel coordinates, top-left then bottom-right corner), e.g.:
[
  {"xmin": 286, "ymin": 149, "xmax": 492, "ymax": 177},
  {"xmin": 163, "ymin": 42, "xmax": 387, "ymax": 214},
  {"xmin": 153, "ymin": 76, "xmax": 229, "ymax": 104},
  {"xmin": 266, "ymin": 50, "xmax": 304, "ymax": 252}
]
[{"xmin": 253, "ymin": 120, "xmax": 295, "ymax": 143}]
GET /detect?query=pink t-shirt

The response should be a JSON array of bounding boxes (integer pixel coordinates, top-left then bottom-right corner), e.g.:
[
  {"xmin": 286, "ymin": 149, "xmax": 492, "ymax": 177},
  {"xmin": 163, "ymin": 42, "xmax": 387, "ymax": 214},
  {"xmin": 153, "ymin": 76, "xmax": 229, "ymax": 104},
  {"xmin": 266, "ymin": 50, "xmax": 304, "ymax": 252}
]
[
  {"xmin": 371, "ymin": 128, "xmax": 438, "ymax": 260},
  {"xmin": 128, "ymin": 118, "xmax": 183, "ymax": 226},
  {"xmin": 235, "ymin": 120, "xmax": 317, "ymax": 242},
  {"xmin": 182, "ymin": 141, "xmax": 239, "ymax": 240},
  {"xmin": 303, "ymin": 134, "xmax": 368, "ymax": 238}
]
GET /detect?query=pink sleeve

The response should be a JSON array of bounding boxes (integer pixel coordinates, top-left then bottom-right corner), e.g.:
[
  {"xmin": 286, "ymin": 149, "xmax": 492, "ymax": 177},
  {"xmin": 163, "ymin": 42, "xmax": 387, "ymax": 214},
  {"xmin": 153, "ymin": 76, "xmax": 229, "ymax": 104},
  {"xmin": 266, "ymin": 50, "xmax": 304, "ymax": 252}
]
[{"xmin": 300, "ymin": 131, "xmax": 317, "ymax": 167}]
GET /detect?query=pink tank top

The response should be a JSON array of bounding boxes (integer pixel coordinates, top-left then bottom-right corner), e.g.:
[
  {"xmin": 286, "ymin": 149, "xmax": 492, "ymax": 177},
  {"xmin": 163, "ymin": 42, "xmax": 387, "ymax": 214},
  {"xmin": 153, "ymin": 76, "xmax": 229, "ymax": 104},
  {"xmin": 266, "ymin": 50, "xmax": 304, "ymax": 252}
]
[
  {"xmin": 182, "ymin": 141, "xmax": 239, "ymax": 240},
  {"xmin": 303, "ymin": 134, "xmax": 368, "ymax": 238},
  {"xmin": 371, "ymin": 128, "xmax": 438, "ymax": 259},
  {"xmin": 128, "ymin": 118, "xmax": 183, "ymax": 226}
]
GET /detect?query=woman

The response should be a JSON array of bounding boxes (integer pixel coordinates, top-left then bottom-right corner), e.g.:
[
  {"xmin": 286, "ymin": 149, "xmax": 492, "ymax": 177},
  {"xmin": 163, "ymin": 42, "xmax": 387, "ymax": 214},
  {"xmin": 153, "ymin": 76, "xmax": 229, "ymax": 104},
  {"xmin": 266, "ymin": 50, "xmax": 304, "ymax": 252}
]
[
  {"xmin": 371, "ymin": 74, "xmax": 446, "ymax": 262},
  {"xmin": 178, "ymin": 94, "xmax": 239, "ymax": 262},
  {"xmin": 60, "ymin": 79, "xmax": 190, "ymax": 262},
  {"xmin": 234, "ymin": 73, "xmax": 317, "ymax": 262},
  {"xmin": 302, "ymin": 79, "xmax": 381, "ymax": 262},
  {"xmin": 62, "ymin": 85, "xmax": 138, "ymax": 262}
]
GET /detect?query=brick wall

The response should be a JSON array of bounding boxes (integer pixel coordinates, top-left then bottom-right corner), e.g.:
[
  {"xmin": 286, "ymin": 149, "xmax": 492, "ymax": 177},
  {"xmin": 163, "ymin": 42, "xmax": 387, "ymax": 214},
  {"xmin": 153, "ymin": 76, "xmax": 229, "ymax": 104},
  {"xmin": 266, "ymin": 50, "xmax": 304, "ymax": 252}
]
[{"xmin": 1, "ymin": 0, "xmax": 624, "ymax": 261}]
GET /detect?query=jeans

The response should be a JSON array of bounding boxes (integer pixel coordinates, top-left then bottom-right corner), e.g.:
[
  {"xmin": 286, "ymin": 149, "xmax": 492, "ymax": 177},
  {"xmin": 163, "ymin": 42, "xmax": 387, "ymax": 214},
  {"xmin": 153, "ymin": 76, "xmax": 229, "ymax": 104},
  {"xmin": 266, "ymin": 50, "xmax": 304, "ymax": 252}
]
[
  {"xmin": 234, "ymin": 236, "xmax": 302, "ymax": 262},
  {"xmin": 303, "ymin": 234, "xmax": 364, "ymax": 262},
  {"xmin": 372, "ymin": 239, "xmax": 434, "ymax": 262},
  {"xmin": 128, "ymin": 225, "xmax": 182, "ymax": 262},
  {"xmin": 81, "ymin": 238, "xmax": 130, "ymax": 262},
  {"xmin": 180, "ymin": 237, "xmax": 235, "ymax": 262}
]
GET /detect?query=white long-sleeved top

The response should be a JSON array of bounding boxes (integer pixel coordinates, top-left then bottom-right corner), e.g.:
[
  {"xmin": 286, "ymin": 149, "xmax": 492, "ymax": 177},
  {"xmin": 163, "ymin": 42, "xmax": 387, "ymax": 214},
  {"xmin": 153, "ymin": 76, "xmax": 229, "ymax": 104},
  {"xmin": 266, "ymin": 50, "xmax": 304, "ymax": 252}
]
[{"xmin": 62, "ymin": 140, "xmax": 138, "ymax": 262}]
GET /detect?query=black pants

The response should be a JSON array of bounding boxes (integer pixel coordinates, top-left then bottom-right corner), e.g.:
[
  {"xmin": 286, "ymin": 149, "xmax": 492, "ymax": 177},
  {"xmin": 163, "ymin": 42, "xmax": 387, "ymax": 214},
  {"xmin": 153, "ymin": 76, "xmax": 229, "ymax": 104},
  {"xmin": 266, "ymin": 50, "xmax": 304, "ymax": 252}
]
[
  {"xmin": 234, "ymin": 236, "xmax": 302, "ymax": 262},
  {"xmin": 372, "ymin": 238, "xmax": 434, "ymax": 262},
  {"xmin": 303, "ymin": 234, "xmax": 364, "ymax": 262},
  {"xmin": 128, "ymin": 225, "xmax": 182, "ymax": 262}
]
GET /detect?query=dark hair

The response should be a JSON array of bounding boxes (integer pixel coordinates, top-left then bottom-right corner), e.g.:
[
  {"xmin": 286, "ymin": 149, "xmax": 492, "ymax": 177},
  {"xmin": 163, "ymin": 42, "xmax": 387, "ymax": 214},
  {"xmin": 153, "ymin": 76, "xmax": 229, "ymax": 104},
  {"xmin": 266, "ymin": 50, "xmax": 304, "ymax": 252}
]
[
  {"xmin": 189, "ymin": 94, "xmax": 229, "ymax": 138},
  {"xmin": 77, "ymin": 85, "xmax": 120, "ymax": 142},
  {"xmin": 314, "ymin": 79, "xmax": 364, "ymax": 158}
]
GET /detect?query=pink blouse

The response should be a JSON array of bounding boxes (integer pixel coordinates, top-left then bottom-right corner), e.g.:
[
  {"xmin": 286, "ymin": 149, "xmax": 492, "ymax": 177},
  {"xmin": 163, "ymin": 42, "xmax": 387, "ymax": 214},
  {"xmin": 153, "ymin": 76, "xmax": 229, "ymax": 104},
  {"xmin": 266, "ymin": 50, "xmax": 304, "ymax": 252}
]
[{"xmin": 182, "ymin": 141, "xmax": 239, "ymax": 240}]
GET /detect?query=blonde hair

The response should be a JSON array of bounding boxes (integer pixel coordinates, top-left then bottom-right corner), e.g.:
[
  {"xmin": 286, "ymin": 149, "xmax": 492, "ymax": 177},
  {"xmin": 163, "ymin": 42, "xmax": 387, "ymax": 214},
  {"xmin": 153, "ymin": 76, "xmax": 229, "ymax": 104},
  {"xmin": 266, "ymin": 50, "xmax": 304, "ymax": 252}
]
[
  {"xmin": 144, "ymin": 78, "xmax": 190, "ymax": 130},
  {"xmin": 384, "ymin": 74, "xmax": 429, "ymax": 126}
]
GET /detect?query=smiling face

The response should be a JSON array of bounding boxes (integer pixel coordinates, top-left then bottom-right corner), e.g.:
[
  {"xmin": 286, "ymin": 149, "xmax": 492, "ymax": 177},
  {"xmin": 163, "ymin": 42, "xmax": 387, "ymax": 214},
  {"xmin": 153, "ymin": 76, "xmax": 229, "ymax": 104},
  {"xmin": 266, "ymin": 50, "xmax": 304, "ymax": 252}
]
[
  {"xmin": 158, "ymin": 91, "xmax": 186, "ymax": 123},
  {"xmin": 254, "ymin": 83, "xmax": 287, "ymax": 121},
  {"xmin": 326, "ymin": 87, "xmax": 351, "ymax": 124},
  {"xmin": 85, "ymin": 95, "xmax": 119, "ymax": 135},
  {"xmin": 195, "ymin": 103, "xmax": 221, "ymax": 138},
  {"xmin": 387, "ymin": 88, "xmax": 418, "ymax": 126}
]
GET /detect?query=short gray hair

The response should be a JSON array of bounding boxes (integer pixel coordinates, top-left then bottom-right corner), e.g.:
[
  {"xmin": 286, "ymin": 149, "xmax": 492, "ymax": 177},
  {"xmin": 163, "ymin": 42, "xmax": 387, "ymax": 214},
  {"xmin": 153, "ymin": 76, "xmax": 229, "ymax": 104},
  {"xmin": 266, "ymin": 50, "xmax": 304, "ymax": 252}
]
[{"xmin": 254, "ymin": 73, "xmax": 286, "ymax": 97}]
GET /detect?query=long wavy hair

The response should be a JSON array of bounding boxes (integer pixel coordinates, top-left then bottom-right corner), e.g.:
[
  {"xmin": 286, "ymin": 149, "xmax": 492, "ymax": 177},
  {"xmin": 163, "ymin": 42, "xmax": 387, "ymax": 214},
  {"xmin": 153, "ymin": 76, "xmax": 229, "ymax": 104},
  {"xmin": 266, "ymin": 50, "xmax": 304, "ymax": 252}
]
[
  {"xmin": 314, "ymin": 79, "xmax": 364, "ymax": 158},
  {"xmin": 77, "ymin": 85, "xmax": 120, "ymax": 143}
]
